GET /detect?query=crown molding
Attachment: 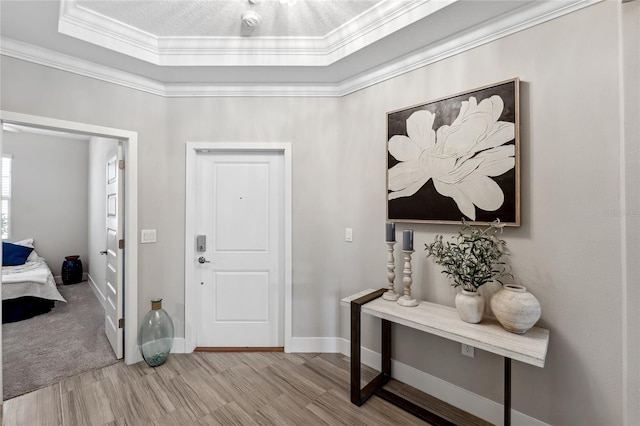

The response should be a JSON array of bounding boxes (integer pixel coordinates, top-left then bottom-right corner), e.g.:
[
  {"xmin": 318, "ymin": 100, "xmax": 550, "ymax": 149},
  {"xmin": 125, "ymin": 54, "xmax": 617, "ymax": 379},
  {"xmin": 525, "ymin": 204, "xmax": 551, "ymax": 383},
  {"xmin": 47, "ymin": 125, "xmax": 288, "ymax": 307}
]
[
  {"xmin": 58, "ymin": 0, "xmax": 160, "ymax": 64},
  {"xmin": 322, "ymin": 0, "xmax": 455, "ymax": 64},
  {"xmin": 336, "ymin": 0, "xmax": 603, "ymax": 96},
  {"xmin": 1, "ymin": 0, "xmax": 601, "ymax": 98},
  {"xmin": 58, "ymin": 0, "xmax": 444, "ymax": 67},
  {"xmin": 0, "ymin": 38, "xmax": 166, "ymax": 97}
]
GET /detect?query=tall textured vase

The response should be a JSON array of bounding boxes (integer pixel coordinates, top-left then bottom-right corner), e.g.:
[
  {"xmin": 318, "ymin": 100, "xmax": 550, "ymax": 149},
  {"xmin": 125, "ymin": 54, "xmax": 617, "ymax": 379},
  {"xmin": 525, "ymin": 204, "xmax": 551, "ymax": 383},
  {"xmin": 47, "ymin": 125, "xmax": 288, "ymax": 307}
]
[
  {"xmin": 491, "ymin": 284, "xmax": 541, "ymax": 334},
  {"xmin": 454, "ymin": 290, "xmax": 485, "ymax": 323},
  {"xmin": 61, "ymin": 255, "xmax": 83, "ymax": 284},
  {"xmin": 139, "ymin": 299, "xmax": 174, "ymax": 367}
]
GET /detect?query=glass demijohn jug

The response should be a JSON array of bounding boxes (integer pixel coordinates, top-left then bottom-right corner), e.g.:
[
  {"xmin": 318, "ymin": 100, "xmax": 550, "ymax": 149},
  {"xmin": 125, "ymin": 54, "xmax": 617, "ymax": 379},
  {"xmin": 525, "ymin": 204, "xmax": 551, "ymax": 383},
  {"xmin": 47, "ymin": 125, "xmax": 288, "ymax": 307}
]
[{"xmin": 139, "ymin": 298, "xmax": 174, "ymax": 367}]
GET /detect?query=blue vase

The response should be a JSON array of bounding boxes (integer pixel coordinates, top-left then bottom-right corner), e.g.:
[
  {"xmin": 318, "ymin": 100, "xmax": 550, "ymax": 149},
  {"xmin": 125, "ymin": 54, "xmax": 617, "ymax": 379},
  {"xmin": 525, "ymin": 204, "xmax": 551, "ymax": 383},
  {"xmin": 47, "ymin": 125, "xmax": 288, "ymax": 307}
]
[{"xmin": 139, "ymin": 299, "xmax": 174, "ymax": 367}]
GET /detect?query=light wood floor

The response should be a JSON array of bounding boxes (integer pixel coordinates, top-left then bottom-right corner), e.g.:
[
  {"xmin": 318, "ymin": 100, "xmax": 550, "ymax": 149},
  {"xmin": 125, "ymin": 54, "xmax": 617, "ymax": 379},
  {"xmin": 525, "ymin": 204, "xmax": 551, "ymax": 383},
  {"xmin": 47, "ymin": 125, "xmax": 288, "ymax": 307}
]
[{"xmin": 1, "ymin": 352, "xmax": 491, "ymax": 426}]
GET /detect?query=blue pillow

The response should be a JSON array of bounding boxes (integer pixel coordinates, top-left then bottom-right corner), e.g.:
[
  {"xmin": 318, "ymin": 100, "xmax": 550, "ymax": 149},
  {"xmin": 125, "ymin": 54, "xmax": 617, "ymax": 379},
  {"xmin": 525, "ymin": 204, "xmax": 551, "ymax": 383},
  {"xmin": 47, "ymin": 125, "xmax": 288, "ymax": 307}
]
[{"xmin": 2, "ymin": 242, "xmax": 34, "ymax": 266}]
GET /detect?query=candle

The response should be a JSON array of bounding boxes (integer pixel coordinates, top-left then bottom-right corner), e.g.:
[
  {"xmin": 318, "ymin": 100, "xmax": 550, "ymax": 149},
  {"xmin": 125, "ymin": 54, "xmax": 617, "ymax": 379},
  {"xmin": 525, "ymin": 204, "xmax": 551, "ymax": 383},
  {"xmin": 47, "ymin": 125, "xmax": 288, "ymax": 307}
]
[
  {"xmin": 403, "ymin": 229, "xmax": 413, "ymax": 251},
  {"xmin": 386, "ymin": 222, "xmax": 395, "ymax": 242}
]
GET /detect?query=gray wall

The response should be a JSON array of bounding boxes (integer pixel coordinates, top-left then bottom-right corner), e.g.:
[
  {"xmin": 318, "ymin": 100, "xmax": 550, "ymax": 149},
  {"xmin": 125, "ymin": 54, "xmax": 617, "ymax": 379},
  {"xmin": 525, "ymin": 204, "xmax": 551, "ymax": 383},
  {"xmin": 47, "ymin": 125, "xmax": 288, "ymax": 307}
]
[
  {"xmin": 0, "ymin": 2, "xmax": 637, "ymax": 423},
  {"xmin": 88, "ymin": 136, "xmax": 119, "ymax": 300},
  {"xmin": 166, "ymin": 96, "xmax": 343, "ymax": 337},
  {"xmin": 337, "ymin": 4, "xmax": 628, "ymax": 424},
  {"xmin": 621, "ymin": 2, "xmax": 640, "ymax": 424},
  {"xmin": 2, "ymin": 131, "xmax": 89, "ymax": 276}
]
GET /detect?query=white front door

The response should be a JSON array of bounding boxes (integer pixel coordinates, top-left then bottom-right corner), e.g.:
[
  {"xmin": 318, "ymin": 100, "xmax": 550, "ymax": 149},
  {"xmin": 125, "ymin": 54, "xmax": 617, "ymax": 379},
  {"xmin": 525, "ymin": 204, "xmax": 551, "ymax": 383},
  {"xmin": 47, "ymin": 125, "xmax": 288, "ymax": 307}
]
[
  {"xmin": 105, "ymin": 145, "xmax": 124, "ymax": 358},
  {"xmin": 195, "ymin": 151, "xmax": 284, "ymax": 347}
]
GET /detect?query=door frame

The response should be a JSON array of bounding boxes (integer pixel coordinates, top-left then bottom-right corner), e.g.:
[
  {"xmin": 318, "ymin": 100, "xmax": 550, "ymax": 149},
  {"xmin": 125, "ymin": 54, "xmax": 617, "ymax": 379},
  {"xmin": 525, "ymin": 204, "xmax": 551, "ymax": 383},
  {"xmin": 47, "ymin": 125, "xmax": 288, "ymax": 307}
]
[
  {"xmin": 184, "ymin": 142, "xmax": 292, "ymax": 353},
  {"xmin": 0, "ymin": 111, "xmax": 139, "ymax": 370}
]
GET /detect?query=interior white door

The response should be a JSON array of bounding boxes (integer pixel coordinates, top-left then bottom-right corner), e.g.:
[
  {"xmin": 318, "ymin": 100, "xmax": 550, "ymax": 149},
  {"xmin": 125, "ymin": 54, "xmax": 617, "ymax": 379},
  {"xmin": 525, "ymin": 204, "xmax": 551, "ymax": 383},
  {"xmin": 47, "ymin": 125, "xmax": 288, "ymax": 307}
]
[
  {"xmin": 105, "ymin": 145, "xmax": 124, "ymax": 358},
  {"xmin": 195, "ymin": 151, "xmax": 284, "ymax": 347}
]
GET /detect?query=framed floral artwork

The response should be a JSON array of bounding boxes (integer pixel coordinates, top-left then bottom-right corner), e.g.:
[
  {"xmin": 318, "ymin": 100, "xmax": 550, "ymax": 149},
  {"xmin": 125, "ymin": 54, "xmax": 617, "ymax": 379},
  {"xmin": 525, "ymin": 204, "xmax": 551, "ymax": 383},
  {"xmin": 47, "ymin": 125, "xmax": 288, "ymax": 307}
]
[{"xmin": 386, "ymin": 78, "xmax": 520, "ymax": 226}]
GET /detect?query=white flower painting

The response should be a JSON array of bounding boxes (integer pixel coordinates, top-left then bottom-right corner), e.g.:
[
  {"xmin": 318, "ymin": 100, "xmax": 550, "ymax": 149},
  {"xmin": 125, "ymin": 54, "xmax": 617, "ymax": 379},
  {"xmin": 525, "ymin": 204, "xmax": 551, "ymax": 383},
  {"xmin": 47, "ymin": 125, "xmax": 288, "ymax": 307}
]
[{"xmin": 387, "ymin": 79, "xmax": 519, "ymax": 225}]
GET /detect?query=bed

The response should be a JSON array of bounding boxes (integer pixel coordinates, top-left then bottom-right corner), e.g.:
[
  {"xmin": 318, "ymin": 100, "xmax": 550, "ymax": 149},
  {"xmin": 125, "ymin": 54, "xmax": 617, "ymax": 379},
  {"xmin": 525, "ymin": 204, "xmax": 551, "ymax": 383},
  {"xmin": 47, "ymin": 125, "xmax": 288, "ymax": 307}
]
[{"xmin": 2, "ymin": 239, "xmax": 66, "ymax": 323}]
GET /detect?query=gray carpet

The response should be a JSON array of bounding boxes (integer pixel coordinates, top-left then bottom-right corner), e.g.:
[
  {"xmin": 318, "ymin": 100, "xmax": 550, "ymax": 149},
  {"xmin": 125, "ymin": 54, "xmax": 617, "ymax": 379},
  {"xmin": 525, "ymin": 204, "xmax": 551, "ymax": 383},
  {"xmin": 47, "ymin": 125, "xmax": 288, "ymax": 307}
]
[{"xmin": 2, "ymin": 281, "xmax": 119, "ymax": 400}]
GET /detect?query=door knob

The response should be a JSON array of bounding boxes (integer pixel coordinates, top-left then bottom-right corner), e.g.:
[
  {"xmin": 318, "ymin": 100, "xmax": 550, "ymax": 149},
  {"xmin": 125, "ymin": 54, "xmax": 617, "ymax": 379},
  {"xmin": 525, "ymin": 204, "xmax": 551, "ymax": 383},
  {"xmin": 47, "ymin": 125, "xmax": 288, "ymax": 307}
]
[
  {"xmin": 100, "ymin": 250, "xmax": 108, "ymax": 255},
  {"xmin": 198, "ymin": 256, "xmax": 211, "ymax": 264}
]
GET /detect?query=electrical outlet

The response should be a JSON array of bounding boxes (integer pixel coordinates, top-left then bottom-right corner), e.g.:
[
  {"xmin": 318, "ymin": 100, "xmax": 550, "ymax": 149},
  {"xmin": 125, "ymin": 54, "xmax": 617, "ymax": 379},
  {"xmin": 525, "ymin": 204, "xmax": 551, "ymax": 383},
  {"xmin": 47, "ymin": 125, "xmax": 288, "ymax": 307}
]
[
  {"xmin": 141, "ymin": 229, "xmax": 157, "ymax": 244},
  {"xmin": 345, "ymin": 228, "xmax": 353, "ymax": 242},
  {"xmin": 461, "ymin": 344, "xmax": 474, "ymax": 358}
]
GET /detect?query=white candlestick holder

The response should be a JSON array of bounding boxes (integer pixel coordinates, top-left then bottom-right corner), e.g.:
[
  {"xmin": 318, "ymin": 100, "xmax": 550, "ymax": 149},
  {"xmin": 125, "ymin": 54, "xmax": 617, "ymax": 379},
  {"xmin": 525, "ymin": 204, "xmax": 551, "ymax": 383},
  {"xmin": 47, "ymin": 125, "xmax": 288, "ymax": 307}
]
[
  {"xmin": 382, "ymin": 241, "xmax": 399, "ymax": 301},
  {"xmin": 397, "ymin": 250, "xmax": 418, "ymax": 307}
]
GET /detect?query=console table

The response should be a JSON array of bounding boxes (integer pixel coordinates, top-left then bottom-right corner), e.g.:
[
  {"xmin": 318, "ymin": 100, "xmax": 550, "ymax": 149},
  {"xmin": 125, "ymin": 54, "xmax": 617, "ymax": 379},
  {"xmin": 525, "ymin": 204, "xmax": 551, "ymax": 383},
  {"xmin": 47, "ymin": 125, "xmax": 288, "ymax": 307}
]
[{"xmin": 341, "ymin": 288, "xmax": 549, "ymax": 426}]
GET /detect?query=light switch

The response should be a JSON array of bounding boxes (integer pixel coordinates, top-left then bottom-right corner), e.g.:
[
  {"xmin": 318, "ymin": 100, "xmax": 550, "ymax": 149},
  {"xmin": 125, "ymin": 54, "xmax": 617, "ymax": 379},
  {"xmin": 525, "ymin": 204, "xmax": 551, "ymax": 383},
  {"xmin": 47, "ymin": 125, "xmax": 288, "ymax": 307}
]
[
  {"xmin": 345, "ymin": 228, "xmax": 353, "ymax": 242},
  {"xmin": 141, "ymin": 229, "xmax": 157, "ymax": 244}
]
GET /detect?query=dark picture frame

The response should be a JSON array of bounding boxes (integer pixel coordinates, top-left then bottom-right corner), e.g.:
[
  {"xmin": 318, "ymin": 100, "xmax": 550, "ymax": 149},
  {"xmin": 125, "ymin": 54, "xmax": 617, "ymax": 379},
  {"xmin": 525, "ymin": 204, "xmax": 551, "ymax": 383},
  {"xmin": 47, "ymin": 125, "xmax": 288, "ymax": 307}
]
[{"xmin": 386, "ymin": 78, "xmax": 520, "ymax": 226}]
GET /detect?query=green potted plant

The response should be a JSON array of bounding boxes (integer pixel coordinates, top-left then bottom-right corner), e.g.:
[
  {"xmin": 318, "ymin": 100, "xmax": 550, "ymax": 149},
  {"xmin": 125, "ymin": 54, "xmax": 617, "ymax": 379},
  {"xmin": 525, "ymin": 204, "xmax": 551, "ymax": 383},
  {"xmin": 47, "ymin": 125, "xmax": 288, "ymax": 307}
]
[{"xmin": 425, "ymin": 221, "xmax": 511, "ymax": 323}]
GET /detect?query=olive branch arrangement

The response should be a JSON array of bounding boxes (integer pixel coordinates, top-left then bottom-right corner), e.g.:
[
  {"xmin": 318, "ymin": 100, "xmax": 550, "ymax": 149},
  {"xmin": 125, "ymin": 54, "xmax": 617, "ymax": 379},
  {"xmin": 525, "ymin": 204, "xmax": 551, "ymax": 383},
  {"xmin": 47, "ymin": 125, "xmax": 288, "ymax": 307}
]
[{"xmin": 425, "ymin": 221, "xmax": 512, "ymax": 292}]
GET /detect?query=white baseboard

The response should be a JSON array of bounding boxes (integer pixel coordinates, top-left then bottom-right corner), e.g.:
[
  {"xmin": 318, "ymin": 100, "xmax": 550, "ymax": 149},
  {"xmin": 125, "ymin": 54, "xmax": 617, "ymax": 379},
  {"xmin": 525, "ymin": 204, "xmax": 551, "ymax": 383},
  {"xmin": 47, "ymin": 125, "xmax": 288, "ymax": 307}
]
[
  {"xmin": 172, "ymin": 337, "xmax": 338, "ymax": 355},
  {"xmin": 337, "ymin": 338, "xmax": 547, "ymax": 426},
  {"xmin": 87, "ymin": 274, "xmax": 107, "ymax": 310},
  {"xmin": 54, "ymin": 272, "xmax": 89, "ymax": 285},
  {"xmin": 171, "ymin": 337, "xmax": 341, "ymax": 354},
  {"xmin": 289, "ymin": 337, "xmax": 343, "ymax": 353},
  {"xmin": 171, "ymin": 337, "xmax": 185, "ymax": 354}
]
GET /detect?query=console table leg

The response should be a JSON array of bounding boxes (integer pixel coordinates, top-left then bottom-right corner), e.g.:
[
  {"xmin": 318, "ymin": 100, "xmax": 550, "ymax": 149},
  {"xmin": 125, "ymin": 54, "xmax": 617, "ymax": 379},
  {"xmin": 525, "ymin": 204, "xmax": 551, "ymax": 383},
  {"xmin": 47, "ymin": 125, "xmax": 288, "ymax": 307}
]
[
  {"xmin": 351, "ymin": 288, "xmax": 388, "ymax": 406},
  {"xmin": 349, "ymin": 290, "xmax": 455, "ymax": 426},
  {"xmin": 504, "ymin": 357, "xmax": 511, "ymax": 426},
  {"xmin": 350, "ymin": 301, "xmax": 362, "ymax": 405},
  {"xmin": 382, "ymin": 319, "xmax": 391, "ymax": 378}
]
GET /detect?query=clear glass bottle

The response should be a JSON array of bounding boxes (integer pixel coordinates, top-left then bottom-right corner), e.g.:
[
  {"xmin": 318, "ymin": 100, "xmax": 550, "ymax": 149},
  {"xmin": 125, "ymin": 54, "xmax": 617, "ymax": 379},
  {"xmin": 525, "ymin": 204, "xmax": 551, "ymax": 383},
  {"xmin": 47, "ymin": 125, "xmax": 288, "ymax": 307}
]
[{"xmin": 139, "ymin": 298, "xmax": 174, "ymax": 367}]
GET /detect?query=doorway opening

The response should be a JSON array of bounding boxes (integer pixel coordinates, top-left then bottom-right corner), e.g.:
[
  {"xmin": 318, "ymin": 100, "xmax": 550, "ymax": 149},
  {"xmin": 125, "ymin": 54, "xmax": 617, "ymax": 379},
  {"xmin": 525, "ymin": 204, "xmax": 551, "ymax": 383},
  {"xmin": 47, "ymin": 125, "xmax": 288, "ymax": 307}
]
[{"xmin": 0, "ymin": 111, "xmax": 139, "ymax": 400}]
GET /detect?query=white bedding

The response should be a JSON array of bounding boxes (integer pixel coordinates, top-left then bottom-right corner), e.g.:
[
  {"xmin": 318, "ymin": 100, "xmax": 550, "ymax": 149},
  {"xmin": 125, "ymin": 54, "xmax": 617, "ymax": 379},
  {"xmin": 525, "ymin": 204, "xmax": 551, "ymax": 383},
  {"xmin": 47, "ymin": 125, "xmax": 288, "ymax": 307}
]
[{"xmin": 2, "ymin": 256, "xmax": 67, "ymax": 302}]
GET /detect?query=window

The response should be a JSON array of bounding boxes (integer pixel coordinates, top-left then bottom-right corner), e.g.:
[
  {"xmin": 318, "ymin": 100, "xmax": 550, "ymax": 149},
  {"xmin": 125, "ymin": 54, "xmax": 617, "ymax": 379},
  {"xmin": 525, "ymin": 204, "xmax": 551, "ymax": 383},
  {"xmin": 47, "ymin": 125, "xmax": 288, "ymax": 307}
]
[{"xmin": 2, "ymin": 155, "xmax": 12, "ymax": 240}]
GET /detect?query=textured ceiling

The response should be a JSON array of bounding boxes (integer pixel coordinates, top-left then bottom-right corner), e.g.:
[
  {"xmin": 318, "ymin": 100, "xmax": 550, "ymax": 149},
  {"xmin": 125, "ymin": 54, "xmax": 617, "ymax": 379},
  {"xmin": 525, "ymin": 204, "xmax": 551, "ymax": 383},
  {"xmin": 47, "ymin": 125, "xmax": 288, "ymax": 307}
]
[
  {"xmin": 60, "ymin": 0, "xmax": 430, "ymax": 66},
  {"xmin": 77, "ymin": 0, "xmax": 383, "ymax": 38}
]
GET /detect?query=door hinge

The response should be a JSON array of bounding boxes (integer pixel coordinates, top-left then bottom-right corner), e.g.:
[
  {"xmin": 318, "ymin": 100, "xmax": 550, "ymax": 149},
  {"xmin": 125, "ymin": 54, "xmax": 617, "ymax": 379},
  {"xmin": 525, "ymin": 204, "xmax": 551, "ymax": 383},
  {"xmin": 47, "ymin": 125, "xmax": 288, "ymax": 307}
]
[
  {"xmin": 118, "ymin": 160, "xmax": 125, "ymax": 170},
  {"xmin": 119, "ymin": 239, "xmax": 125, "ymax": 249},
  {"xmin": 118, "ymin": 318, "xmax": 125, "ymax": 328}
]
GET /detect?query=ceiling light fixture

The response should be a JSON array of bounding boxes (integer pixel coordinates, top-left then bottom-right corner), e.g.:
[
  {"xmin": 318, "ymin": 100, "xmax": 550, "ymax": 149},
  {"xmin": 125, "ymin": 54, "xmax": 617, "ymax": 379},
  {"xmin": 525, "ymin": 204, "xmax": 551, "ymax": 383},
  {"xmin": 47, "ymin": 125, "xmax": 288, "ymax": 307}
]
[{"xmin": 241, "ymin": 11, "xmax": 262, "ymax": 29}]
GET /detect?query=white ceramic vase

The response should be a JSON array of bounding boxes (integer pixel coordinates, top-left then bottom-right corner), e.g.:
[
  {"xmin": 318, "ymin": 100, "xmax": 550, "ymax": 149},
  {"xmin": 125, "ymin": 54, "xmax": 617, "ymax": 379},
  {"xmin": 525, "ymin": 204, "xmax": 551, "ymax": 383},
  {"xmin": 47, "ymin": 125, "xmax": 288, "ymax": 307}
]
[
  {"xmin": 490, "ymin": 284, "xmax": 541, "ymax": 334},
  {"xmin": 454, "ymin": 289, "xmax": 485, "ymax": 324}
]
